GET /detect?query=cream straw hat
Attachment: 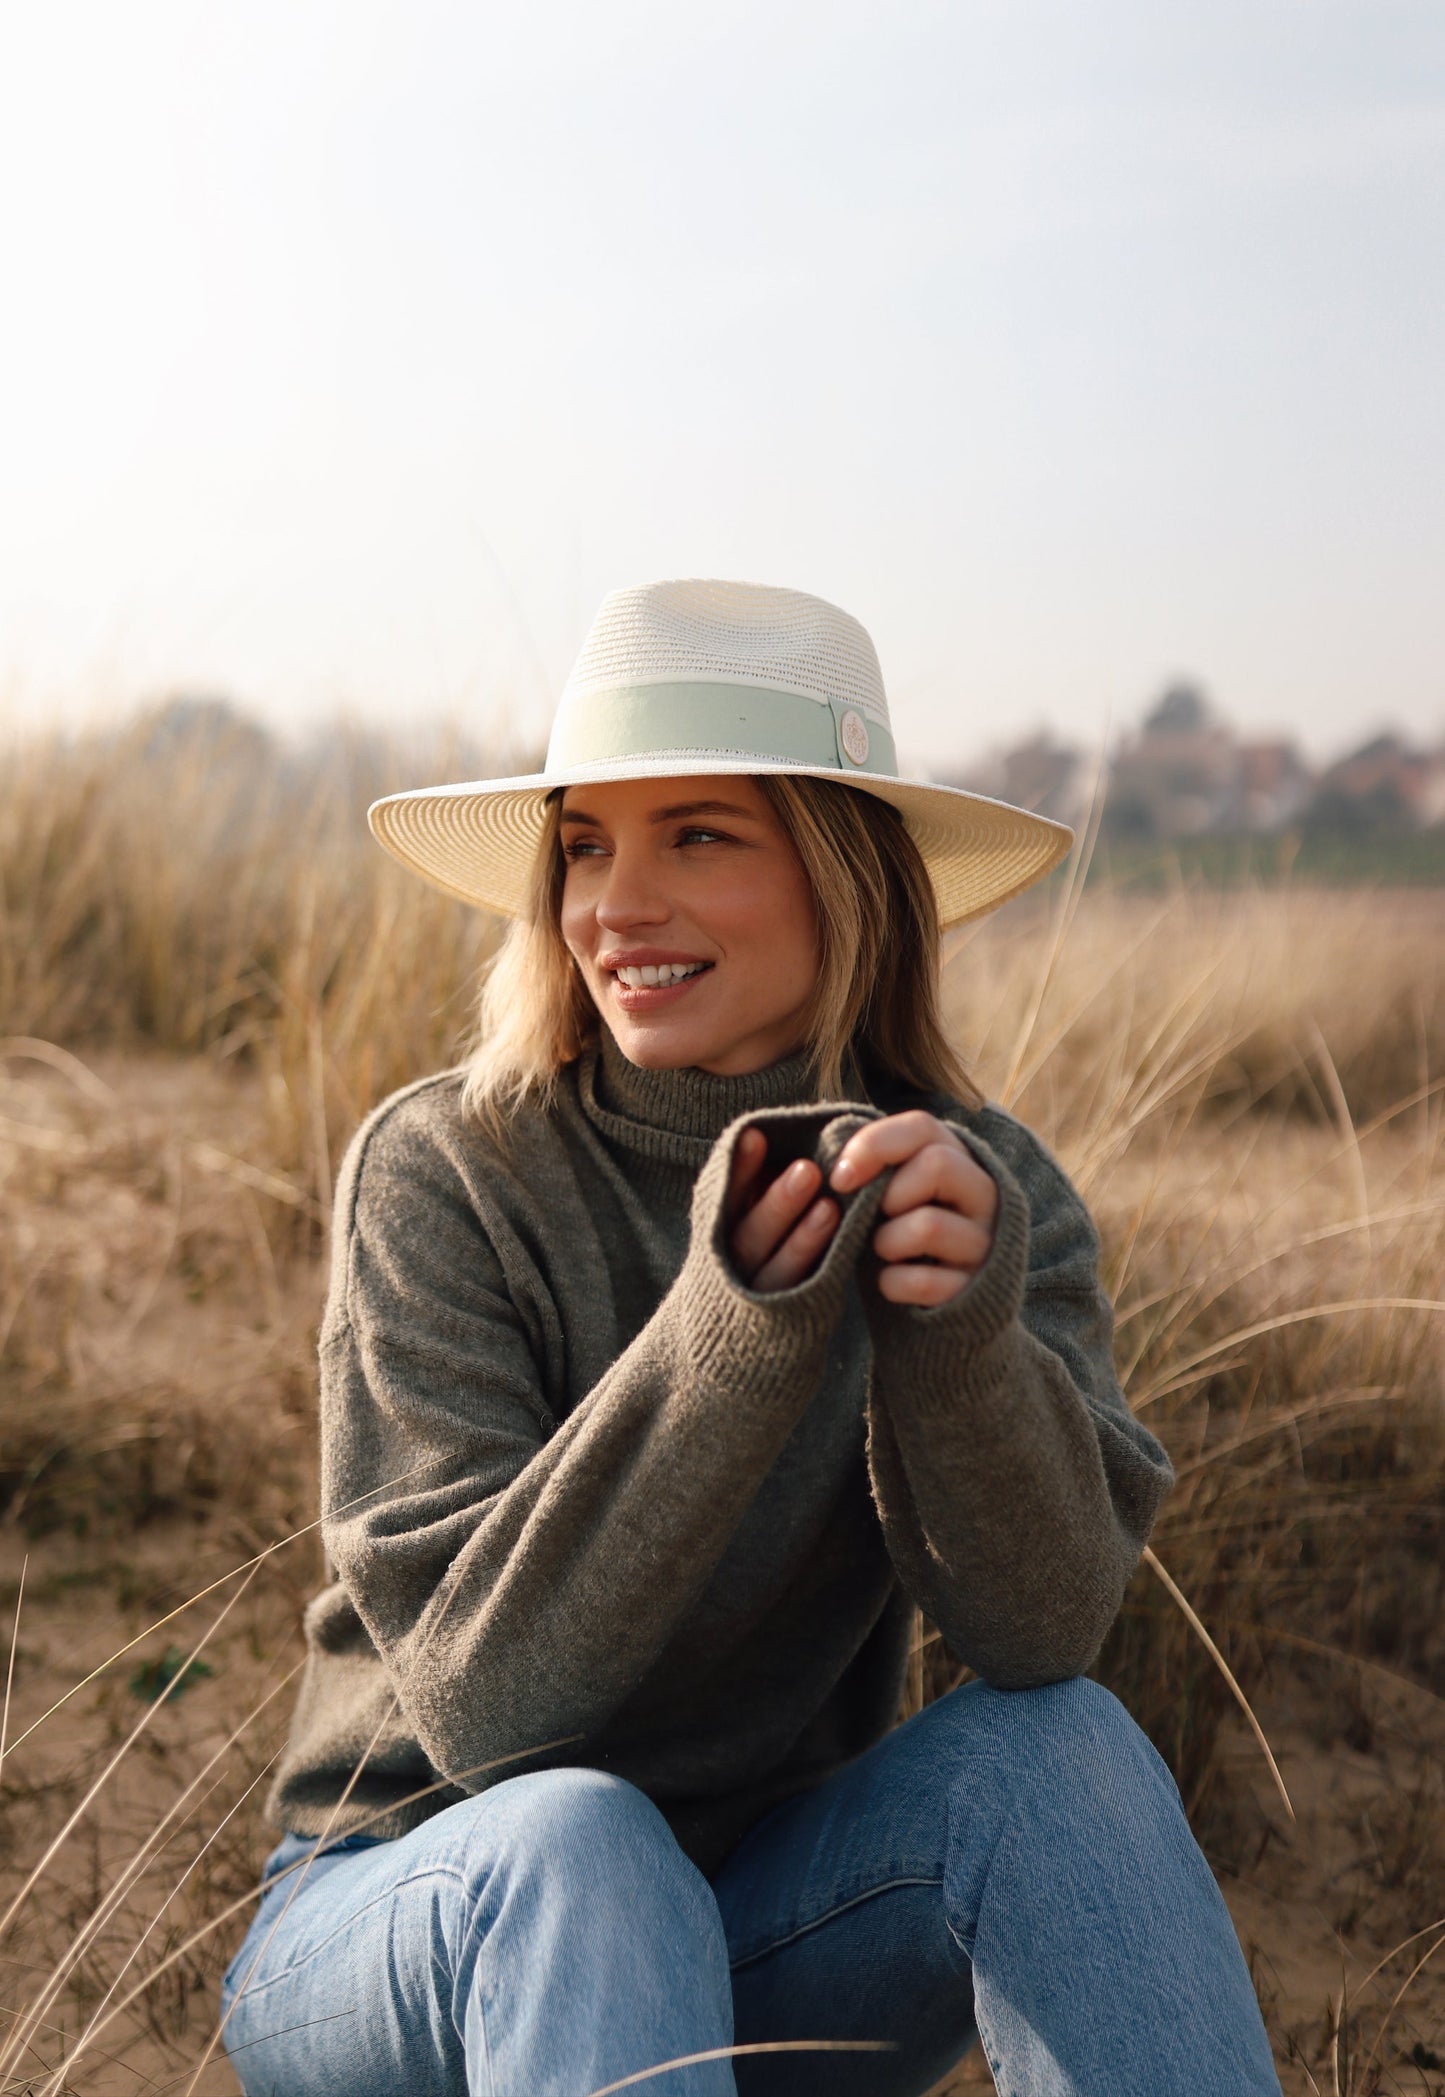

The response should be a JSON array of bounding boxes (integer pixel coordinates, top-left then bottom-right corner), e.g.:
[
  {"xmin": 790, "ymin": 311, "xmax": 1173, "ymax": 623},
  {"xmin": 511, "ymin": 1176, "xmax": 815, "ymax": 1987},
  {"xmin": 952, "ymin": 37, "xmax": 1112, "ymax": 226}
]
[{"xmin": 369, "ymin": 579, "xmax": 1073, "ymax": 928}]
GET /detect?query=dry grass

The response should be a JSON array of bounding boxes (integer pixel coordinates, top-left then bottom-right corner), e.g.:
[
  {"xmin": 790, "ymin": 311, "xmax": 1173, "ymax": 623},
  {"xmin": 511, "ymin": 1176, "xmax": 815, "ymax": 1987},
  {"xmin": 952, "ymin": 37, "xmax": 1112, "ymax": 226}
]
[
  {"xmin": 0, "ymin": 709, "xmax": 498, "ymax": 1220},
  {"xmin": 2, "ymin": 712, "xmax": 1444, "ymax": 2092}
]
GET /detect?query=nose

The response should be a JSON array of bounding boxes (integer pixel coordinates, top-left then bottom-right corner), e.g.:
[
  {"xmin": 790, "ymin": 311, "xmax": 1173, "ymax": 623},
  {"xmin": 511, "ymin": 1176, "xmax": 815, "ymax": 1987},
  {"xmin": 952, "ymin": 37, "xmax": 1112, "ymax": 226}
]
[{"xmin": 592, "ymin": 842, "xmax": 674, "ymax": 931}]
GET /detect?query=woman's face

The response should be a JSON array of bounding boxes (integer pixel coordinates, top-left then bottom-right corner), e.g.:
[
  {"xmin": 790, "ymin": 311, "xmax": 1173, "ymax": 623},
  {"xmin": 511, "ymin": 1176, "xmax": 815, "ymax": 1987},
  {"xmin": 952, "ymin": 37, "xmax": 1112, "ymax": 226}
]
[{"xmin": 558, "ymin": 775, "xmax": 821, "ymax": 1075}]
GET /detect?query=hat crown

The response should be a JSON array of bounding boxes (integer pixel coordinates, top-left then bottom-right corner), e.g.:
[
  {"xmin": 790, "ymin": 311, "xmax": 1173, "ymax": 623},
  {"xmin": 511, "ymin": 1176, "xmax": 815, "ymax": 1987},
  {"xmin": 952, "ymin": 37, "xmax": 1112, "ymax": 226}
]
[{"xmin": 560, "ymin": 578, "xmax": 891, "ymax": 729}]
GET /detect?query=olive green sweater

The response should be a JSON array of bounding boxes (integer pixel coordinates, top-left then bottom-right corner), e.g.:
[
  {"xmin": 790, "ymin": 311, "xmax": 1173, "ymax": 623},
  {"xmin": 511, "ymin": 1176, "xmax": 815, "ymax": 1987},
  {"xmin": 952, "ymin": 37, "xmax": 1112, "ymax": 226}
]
[{"xmin": 268, "ymin": 1034, "xmax": 1173, "ymax": 1874}]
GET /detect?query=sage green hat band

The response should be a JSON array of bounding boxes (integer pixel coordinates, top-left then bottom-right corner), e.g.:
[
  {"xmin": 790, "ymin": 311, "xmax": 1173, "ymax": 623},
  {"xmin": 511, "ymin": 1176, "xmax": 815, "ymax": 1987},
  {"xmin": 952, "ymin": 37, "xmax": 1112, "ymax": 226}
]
[{"xmin": 546, "ymin": 681, "xmax": 898, "ymax": 778}]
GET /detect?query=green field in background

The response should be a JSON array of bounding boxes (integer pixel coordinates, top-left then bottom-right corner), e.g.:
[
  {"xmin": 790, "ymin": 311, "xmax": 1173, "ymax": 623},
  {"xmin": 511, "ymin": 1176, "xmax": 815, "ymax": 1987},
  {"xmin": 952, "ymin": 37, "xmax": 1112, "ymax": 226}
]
[{"xmin": 1083, "ymin": 827, "xmax": 1445, "ymax": 892}]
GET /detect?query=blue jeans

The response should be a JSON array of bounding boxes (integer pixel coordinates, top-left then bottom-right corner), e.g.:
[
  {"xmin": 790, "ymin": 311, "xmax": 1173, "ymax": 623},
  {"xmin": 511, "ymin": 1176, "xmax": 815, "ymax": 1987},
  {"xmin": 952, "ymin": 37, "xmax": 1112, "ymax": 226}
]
[{"xmin": 220, "ymin": 1678, "xmax": 1280, "ymax": 2096}]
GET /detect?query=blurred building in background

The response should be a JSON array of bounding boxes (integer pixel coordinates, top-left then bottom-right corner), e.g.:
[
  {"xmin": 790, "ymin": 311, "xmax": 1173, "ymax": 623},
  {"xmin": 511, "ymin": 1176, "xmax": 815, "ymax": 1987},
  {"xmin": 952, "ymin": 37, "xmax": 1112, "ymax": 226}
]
[{"xmin": 944, "ymin": 681, "xmax": 1445, "ymax": 848}]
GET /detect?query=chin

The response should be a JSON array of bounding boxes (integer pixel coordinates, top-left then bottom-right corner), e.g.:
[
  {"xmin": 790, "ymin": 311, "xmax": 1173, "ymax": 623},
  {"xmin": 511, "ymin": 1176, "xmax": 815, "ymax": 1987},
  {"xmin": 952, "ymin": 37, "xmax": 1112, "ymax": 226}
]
[
  {"xmin": 616, "ymin": 1020, "xmax": 778, "ymax": 1074},
  {"xmin": 621, "ymin": 1045, "xmax": 693, "ymax": 1071},
  {"xmin": 611, "ymin": 1022, "xmax": 708, "ymax": 1070}
]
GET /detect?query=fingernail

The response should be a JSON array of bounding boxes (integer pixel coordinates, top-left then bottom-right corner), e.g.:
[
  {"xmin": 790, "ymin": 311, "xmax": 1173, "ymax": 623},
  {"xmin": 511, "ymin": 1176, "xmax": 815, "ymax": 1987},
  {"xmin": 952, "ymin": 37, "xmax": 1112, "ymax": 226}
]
[
  {"xmin": 786, "ymin": 1160, "xmax": 812, "ymax": 1191},
  {"xmin": 830, "ymin": 1157, "xmax": 856, "ymax": 1190}
]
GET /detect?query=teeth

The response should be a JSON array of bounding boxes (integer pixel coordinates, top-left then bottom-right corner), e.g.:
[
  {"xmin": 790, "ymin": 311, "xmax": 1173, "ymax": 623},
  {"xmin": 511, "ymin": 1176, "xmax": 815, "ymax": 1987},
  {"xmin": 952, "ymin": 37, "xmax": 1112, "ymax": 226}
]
[{"xmin": 616, "ymin": 962, "xmax": 707, "ymax": 988}]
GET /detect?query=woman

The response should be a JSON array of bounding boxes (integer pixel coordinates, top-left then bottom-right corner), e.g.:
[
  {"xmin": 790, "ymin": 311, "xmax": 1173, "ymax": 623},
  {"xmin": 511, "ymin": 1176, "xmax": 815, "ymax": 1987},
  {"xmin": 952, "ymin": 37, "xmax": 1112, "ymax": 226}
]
[{"xmin": 221, "ymin": 581, "xmax": 1280, "ymax": 2096}]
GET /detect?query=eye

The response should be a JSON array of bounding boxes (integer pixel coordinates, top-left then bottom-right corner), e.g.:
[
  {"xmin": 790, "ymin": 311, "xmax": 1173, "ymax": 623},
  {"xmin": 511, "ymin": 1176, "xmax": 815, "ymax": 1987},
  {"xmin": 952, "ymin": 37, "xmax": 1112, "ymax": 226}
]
[
  {"xmin": 676, "ymin": 825, "xmax": 728, "ymax": 846},
  {"xmin": 561, "ymin": 836, "xmax": 608, "ymax": 860}
]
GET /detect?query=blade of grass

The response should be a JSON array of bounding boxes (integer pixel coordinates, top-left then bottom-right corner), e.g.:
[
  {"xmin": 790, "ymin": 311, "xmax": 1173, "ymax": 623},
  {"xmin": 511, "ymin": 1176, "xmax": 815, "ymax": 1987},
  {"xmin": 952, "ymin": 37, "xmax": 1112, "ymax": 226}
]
[
  {"xmin": 585, "ymin": 2039, "xmax": 896, "ymax": 2096},
  {"xmin": 1141, "ymin": 1546, "xmax": 1295, "ymax": 1824},
  {"xmin": 0, "ymin": 1557, "xmax": 26, "ymax": 1791}
]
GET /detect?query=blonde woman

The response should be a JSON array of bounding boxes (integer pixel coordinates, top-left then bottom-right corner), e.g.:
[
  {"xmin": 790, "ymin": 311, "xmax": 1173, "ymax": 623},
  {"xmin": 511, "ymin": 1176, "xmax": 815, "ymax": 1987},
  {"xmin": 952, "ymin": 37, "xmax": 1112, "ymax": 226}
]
[{"xmin": 222, "ymin": 583, "xmax": 1280, "ymax": 2096}]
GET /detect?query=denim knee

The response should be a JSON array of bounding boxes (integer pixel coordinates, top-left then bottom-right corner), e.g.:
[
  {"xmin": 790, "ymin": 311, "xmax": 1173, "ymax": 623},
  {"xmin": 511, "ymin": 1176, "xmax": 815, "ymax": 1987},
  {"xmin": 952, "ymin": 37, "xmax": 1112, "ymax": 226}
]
[
  {"xmin": 980, "ymin": 1677, "xmax": 1170, "ymax": 1789},
  {"xmin": 947, "ymin": 1676, "xmax": 1171, "ymax": 1803},
  {"xmin": 444, "ymin": 1767, "xmax": 729, "ymax": 1962},
  {"xmin": 475, "ymin": 1766, "xmax": 694, "ymax": 1875}
]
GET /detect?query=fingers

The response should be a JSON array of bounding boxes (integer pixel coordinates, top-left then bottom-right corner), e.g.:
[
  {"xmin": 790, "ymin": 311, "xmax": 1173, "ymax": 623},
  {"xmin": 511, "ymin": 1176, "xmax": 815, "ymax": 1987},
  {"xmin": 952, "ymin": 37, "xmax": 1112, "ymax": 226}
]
[
  {"xmin": 880, "ymin": 1141, "xmax": 997, "ymax": 1229},
  {"xmin": 831, "ymin": 1113, "xmax": 996, "ymax": 1225},
  {"xmin": 830, "ymin": 1113, "xmax": 993, "ymax": 1221},
  {"xmin": 872, "ymin": 1204, "xmax": 992, "ymax": 1272},
  {"xmin": 829, "ymin": 1110, "xmax": 943, "ymax": 1193},
  {"xmin": 730, "ymin": 1147, "xmax": 839, "ymax": 1284},
  {"xmin": 830, "ymin": 1113, "xmax": 998, "ymax": 1302},
  {"xmin": 751, "ymin": 1199, "xmax": 841, "ymax": 1293},
  {"xmin": 876, "ymin": 1261, "xmax": 969, "ymax": 1308},
  {"xmin": 725, "ymin": 1126, "xmax": 769, "ymax": 1227}
]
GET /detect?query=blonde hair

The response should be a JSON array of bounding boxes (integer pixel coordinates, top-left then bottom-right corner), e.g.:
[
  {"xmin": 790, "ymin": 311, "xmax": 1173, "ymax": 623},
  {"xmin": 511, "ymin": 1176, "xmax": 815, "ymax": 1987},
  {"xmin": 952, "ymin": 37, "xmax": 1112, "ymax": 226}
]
[{"xmin": 460, "ymin": 775, "xmax": 980, "ymax": 1131}]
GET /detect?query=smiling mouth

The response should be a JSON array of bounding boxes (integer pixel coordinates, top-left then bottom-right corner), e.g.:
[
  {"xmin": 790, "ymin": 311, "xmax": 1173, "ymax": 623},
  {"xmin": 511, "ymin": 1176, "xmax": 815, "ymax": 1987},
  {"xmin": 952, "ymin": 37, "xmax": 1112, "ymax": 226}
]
[{"xmin": 610, "ymin": 961, "xmax": 712, "ymax": 988}]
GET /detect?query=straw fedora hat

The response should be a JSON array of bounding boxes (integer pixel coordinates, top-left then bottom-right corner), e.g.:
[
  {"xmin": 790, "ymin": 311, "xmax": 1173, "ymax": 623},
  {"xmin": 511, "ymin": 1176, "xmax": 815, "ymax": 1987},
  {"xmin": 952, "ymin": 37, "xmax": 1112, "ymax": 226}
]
[{"xmin": 369, "ymin": 579, "xmax": 1073, "ymax": 928}]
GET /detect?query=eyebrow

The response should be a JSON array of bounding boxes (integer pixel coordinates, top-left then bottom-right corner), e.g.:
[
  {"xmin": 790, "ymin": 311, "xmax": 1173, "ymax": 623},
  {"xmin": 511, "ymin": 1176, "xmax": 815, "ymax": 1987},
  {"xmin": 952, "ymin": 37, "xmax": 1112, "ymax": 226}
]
[{"xmin": 558, "ymin": 798, "xmax": 760, "ymax": 828}]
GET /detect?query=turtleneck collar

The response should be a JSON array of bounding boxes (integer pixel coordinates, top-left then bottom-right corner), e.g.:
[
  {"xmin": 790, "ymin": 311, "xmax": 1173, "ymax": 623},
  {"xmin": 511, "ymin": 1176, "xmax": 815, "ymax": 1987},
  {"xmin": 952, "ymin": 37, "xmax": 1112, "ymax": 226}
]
[{"xmin": 578, "ymin": 1025, "xmax": 819, "ymax": 1167}]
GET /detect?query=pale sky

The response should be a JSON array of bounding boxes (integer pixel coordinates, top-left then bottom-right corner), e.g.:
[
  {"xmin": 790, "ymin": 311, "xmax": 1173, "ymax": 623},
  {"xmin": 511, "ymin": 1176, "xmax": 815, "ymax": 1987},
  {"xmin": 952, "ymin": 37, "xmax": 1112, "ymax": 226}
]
[{"xmin": 1, "ymin": 0, "xmax": 1442, "ymax": 773}]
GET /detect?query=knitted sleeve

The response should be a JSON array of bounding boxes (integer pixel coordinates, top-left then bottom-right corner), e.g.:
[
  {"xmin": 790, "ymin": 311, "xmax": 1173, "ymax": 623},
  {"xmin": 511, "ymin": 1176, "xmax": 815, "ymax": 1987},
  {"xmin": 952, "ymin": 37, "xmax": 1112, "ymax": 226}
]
[{"xmin": 859, "ymin": 1105, "xmax": 1175, "ymax": 1687}]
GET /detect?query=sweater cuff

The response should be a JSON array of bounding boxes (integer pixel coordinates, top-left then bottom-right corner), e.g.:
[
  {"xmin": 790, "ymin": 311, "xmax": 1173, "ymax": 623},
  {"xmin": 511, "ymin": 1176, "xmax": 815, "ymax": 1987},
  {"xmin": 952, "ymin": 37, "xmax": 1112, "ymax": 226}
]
[
  {"xmin": 681, "ymin": 1103, "xmax": 890, "ymax": 1368},
  {"xmin": 862, "ymin": 1125, "xmax": 1031, "ymax": 1391}
]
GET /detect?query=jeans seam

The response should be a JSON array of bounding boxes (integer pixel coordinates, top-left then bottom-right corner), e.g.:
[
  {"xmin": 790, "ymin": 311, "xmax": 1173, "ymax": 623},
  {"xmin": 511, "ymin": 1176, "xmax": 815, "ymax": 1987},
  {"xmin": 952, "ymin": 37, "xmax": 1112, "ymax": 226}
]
[
  {"xmin": 456, "ymin": 1889, "xmax": 498, "ymax": 2097},
  {"xmin": 944, "ymin": 1738, "xmax": 1020, "ymax": 1963},
  {"xmin": 477, "ymin": 1978, "xmax": 496, "ymax": 2097},
  {"xmin": 727, "ymin": 1874, "xmax": 943, "ymax": 1971}
]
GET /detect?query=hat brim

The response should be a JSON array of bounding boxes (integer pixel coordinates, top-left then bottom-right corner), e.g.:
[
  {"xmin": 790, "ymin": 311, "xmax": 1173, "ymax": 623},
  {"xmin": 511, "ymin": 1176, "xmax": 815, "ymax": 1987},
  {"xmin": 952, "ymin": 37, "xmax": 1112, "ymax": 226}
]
[{"xmin": 368, "ymin": 757, "xmax": 1074, "ymax": 931}]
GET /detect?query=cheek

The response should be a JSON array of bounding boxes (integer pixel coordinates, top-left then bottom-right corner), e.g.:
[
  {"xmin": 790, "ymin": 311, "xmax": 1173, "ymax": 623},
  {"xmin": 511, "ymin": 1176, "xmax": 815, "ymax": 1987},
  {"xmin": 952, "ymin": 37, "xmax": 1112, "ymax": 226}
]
[
  {"xmin": 558, "ymin": 919, "xmax": 592, "ymax": 976},
  {"xmin": 793, "ymin": 923, "xmax": 824, "ymax": 1000},
  {"xmin": 557, "ymin": 878, "xmax": 591, "ymax": 959},
  {"xmin": 779, "ymin": 874, "xmax": 822, "ymax": 978},
  {"xmin": 731, "ymin": 872, "xmax": 819, "ymax": 988}
]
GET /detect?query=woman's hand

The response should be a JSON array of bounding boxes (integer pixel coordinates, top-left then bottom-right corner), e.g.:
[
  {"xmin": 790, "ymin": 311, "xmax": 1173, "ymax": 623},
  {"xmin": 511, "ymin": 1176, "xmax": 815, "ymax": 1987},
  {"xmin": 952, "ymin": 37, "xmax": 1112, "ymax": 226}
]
[
  {"xmin": 726, "ymin": 1112, "xmax": 997, "ymax": 1304},
  {"xmin": 726, "ymin": 1128, "xmax": 841, "ymax": 1292},
  {"xmin": 831, "ymin": 1112, "xmax": 997, "ymax": 1307}
]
